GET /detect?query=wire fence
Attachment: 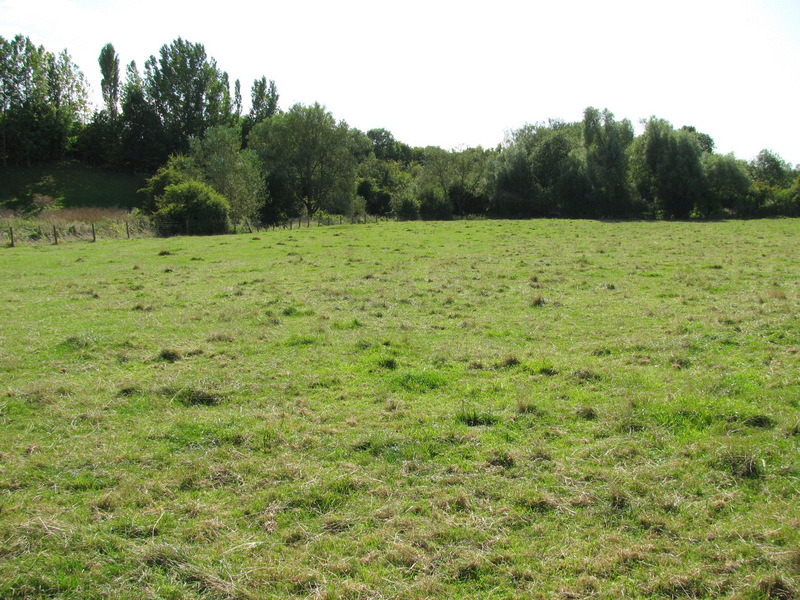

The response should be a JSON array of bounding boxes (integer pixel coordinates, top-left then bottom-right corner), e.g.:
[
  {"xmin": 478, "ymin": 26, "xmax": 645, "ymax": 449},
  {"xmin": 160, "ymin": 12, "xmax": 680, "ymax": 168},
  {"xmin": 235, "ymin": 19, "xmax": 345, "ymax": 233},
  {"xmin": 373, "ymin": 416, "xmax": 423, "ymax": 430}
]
[
  {"xmin": 1, "ymin": 212, "xmax": 385, "ymax": 247},
  {"xmin": 0, "ymin": 216, "xmax": 151, "ymax": 247}
]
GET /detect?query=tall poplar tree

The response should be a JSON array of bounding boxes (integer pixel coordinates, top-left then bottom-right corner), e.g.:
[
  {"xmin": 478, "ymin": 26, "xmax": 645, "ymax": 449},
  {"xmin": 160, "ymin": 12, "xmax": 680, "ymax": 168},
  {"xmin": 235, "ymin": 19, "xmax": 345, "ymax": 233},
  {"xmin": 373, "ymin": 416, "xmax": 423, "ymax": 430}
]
[
  {"xmin": 98, "ymin": 43, "xmax": 120, "ymax": 118},
  {"xmin": 143, "ymin": 38, "xmax": 232, "ymax": 154}
]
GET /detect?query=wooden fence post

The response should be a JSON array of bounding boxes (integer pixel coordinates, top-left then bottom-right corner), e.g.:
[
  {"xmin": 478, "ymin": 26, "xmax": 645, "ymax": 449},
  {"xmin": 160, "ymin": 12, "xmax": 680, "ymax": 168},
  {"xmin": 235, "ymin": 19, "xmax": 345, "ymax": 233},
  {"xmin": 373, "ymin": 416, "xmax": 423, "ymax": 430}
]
[
  {"xmin": 91, "ymin": 222, "xmax": 96, "ymax": 242},
  {"xmin": 53, "ymin": 225, "xmax": 58, "ymax": 245},
  {"xmin": 126, "ymin": 221, "xmax": 130, "ymax": 239},
  {"xmin": 9, "ymin": 226, "xmax": 14, "ymax": 247}
]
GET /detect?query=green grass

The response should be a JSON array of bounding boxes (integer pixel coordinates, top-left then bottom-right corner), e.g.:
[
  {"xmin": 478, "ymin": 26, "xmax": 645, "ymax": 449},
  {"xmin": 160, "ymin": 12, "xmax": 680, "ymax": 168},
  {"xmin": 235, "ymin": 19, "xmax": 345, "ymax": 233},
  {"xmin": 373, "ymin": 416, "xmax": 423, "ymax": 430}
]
[
  {"xmin": 1, "ymin": 219, "xmax": 799, "ymax": 599},
  {"xmin": 0, "ymin": 161, "xmax": 146, "ymax": 210}
]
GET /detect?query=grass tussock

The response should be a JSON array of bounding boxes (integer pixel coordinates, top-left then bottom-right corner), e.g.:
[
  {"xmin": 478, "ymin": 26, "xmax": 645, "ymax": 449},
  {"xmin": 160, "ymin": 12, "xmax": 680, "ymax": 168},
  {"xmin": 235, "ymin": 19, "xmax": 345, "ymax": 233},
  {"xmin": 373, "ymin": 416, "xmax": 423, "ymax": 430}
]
[
  {"xmin": 158, "ymin": 348, "xmax": 182, "ymax": 362},
  {"xmin": 163, "ymin": 386, "xmax": 224, "ymax": 406},
  {"xmin": 719, "ymin": 446, "xmax": 765, "ymax": 479},
  {"xmin": 455, "ymin": 403, "xmax": 499, "ymax": 427},
  {"xmin": 392, "ymin": 370, "xmax": 446, "ymax": 392}
]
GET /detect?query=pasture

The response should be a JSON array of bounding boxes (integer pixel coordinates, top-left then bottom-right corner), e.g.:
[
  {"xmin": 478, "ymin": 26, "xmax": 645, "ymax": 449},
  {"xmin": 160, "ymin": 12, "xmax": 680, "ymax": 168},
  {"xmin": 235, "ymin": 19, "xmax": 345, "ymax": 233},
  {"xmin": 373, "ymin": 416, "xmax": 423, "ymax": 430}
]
[{"xmin": 1, "ymin": 219, "xmax": 799, "ymax": 599}]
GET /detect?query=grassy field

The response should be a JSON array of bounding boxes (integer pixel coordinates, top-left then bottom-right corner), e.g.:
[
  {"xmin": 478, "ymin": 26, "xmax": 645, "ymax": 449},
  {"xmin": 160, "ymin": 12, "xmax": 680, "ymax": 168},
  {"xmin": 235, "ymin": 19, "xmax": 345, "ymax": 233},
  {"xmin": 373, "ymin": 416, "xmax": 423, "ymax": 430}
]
[{"xmin": 1, "ymin": 219, "xmax": 799, "ymax": 599}]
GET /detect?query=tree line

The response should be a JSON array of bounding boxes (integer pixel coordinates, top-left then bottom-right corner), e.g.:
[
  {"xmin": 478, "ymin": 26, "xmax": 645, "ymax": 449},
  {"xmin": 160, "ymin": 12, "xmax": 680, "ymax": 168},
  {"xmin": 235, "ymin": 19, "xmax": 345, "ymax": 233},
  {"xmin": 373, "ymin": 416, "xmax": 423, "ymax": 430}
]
[{"xmin": 2, "ymin": 34, "xmax": 799, "ymax": 229}]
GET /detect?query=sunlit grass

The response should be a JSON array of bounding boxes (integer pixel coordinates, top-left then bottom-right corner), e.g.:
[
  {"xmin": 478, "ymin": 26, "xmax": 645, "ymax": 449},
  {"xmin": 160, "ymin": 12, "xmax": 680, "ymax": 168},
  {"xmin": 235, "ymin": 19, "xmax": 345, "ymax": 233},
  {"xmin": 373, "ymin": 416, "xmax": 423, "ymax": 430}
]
[{"xmin": 1, "ymin": 219, "xmax": 799, "ymax": 598}]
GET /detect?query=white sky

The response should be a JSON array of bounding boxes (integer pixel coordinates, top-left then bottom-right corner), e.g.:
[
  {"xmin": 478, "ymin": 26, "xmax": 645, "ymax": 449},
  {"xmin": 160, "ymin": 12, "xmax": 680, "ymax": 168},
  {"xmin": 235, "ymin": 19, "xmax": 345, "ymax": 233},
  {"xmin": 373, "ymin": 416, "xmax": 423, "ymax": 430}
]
[{"xmin": 2, "ymin": 0, "xmax": 799, "ymax": 164}]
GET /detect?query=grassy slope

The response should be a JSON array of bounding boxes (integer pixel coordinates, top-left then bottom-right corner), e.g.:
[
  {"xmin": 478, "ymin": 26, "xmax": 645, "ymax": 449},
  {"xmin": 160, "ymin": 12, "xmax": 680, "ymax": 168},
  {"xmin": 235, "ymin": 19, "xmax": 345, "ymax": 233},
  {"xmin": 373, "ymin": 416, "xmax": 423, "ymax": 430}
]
[
  {"xmin": 0, "ymin": 220, "xmax": 799, "ymax": 599},
  {"xmin": 0, "ymin": 162, "xmax": 147, "ymax": 210}
]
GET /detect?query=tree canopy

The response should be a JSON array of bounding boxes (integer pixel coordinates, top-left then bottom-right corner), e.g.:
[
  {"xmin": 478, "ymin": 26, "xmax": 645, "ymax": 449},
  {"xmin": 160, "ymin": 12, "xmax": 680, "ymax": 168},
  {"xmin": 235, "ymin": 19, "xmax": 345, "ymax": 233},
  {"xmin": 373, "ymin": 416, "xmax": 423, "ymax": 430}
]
[
  {"xmin": 2, "ymin": 33, "xmax": 799, "ymax": 223},
  {"xmin": 249, "ymin": 103, "xmax": 358, "ymax": 219}
]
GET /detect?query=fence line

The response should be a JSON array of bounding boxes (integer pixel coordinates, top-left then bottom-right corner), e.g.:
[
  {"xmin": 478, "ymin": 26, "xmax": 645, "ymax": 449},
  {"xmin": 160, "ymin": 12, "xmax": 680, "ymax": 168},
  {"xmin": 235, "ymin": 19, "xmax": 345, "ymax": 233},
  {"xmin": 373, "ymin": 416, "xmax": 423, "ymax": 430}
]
[
  {"xmin": 1, "ymin": 213, "xmax": 387, "ymax": 247},
  {"xmin": 1, "ymin": 218, "xmax": 151, "ymax": 247}
]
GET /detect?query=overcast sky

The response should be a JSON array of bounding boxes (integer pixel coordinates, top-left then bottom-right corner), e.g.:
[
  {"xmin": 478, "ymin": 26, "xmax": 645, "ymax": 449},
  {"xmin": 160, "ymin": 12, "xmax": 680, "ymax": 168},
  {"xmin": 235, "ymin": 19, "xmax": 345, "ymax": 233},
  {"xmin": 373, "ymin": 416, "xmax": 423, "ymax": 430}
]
[{"xmin": 2, "ymin": 0, "xmax": 799, "ymax": 164}]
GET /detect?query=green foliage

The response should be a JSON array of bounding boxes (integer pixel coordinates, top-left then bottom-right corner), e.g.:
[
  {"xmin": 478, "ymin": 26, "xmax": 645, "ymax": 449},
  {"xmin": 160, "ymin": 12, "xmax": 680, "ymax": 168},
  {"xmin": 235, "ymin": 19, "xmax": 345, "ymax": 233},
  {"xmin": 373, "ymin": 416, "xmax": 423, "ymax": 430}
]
[
  {"xmin": 143, "ymin": 38, "xmax": 233, "ymax": 154},
  {"xmin": 98, "ymin": 43, "xmax": 120, "ymax": 119},
  {"xmin": 789, "ymin": 175, "xmax": 800, "ymax": 216},
  {"xmin": 448, "ymin": 146, "xmax": 491, "ymax": 216},
  {"xmin": 631, "ymin": 118, "xmax": 708, "ymax": 218},
  {"xmin": 367, "ymin": 127, "xmax": 415, "ymax": 163},
  {"xmin": 583, "ymin": 107, "xmax": 634, "ymax": 218},
  {"xmin": 249, "ymin": 102, "xmax": 357, "ymax": 221},
  {"xmin": 152, "ymin": 179, "xmax": 230, "ymax": 235},
  {"xmin": 680, "ymin": 125, "xmax": 715, "ymax": 154},
  {"xmin": 488, "ymin": 120, "xmax": 591, "ymax": 218},
  {"xmin": 0, "ymin": 34, "xmax": 89, "ymax": 166},
  {"xmin": 139, "ymin": 159, "xmax": 191, "ymax": 213},
  {"xmin": 241, "ymin": 76, "xmax": 279, "ymax": 144},
  {"xmin": 187, "ymin": 125, "xmax": 265, "ymax": 222},
  {"xmin": 489, "ymin": 143, "xmax": 544, "ymax": 217},
  {"xmin": 417, "ymin": 180, "xmax": 453, "ymax": 220},
  {"xmin": 751, "ymin": 180, "xmax": 800, "ymax": 217},
  {"xmin": 6, "ymin": 28, "xmax": 800, "ymax": 226},
  {"xmin": 703, "ymin": 153, "xmax": 752, "ymax": 215},
  {"xmin": 391, "ymin": 188, "xmax": 420, "ymax": 220},
  {"xmin": 356, "ymin": 154, "xmax": 417, "ymax": 217},
  {"xmin": 115, "ymin": 61, "xmax": 169, "ymax": 171},
  {"xmin": 356, "ymin": 177, "xmax": 391, "ymax": 216},
  {"xmin": 248, "ymin": 76, "xmax": 279, "ymax": 123},
  {"xmin": 750, "ymin": 149, "xmax": 793, "ymax": 188}
]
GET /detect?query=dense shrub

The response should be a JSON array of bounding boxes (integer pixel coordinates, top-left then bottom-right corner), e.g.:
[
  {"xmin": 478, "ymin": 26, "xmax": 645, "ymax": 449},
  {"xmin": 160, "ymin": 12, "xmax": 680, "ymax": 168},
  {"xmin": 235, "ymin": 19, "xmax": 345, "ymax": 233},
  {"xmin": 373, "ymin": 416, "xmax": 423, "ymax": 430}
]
[
  {"xmin": 417, "ymin": 185, "xmax": 453, "ymax": 220},
  {"xmin": 392, "ymin": 191, "xmax": 419, "ymax": 220},
  {"xmin": 153, "ymin": 180, "xmax": 230, "ymax": 235},
  {"xmin": 139, "ymin": 160, "xmax": 191, "ymax": 214}
]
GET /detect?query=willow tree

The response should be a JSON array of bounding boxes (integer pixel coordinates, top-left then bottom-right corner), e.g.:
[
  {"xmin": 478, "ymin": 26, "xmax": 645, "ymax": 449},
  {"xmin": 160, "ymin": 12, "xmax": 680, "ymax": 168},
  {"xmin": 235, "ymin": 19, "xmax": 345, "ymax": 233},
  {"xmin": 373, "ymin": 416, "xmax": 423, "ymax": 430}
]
[
  {"xmin": 583, "ymin": 107, "xmax": 634, "ymax": 218},
  {"xmin": 249, "ymin": 102, "xmax": 357, "ymax": 221},
  {"xmin": 630, "ymin": 118, "xmax": 708, "ymax": 219}
]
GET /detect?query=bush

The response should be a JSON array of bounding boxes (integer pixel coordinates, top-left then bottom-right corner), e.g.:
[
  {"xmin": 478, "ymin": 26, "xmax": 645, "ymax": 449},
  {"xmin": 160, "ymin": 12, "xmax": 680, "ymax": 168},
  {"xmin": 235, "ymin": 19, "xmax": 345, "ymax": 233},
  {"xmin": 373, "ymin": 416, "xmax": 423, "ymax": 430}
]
[
  {"xmin": 153, "ymin": 180, "xmax": 230, "ymax": 236},
  {"xmin": 417, "ymin": 185, "xmax": 453, "ymax": 221},
  {"xmin": 391, "ymin": 191, "xmax": 419, "ymax": 221},
  {"xmin": 139, "ymin": 161, "xmax": 191, "ymax": 214}
]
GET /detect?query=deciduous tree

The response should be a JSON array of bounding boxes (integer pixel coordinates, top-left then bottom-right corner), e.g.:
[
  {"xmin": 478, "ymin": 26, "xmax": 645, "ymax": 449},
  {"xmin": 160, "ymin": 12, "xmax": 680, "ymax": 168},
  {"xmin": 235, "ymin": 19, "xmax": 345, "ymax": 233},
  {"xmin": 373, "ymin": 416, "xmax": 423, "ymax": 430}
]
[
  {"xmin": 0, "ymin": 34, "xmax": 88, "ymax": 165},
  {"xmin": 249, "ymin": 103, "xmax": 357, "ymax": 220},
  {"xmin": 583, "ymin": 107, "xmax": 634, "ymax": 218},
  {"xmin": 99, "ymin": 43, "xmax": 120, "ymax": 119},
  {"xmin": 119, "ymin": 61, "xmax": 168, "ymax": 170},
  {"xmin": 143, "ymin": 38, "xmax": 233, "ymax": 154},
  {"xmin": 187, "ymin": 125, "xmax": 265, "ymax": 222},
  {"xmin": 631, "ymin": 118, "xmax": 708, "ymax": 218}
]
